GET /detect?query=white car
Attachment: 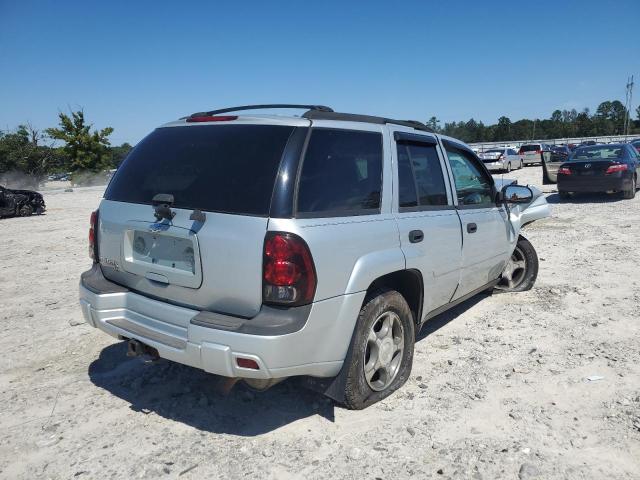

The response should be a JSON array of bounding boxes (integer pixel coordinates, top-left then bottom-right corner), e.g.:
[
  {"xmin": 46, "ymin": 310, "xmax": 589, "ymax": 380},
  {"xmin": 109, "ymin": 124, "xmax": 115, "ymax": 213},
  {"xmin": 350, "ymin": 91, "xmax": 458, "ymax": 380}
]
[{"xmin": 478, "ymin": 148, "xmax": 523, "ymax": 172}]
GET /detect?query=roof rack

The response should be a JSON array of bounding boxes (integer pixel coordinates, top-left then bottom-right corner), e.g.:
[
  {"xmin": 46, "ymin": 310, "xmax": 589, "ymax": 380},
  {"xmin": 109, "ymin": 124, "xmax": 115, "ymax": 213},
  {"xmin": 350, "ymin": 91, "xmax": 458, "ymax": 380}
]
[
  {"xmin": 184, "ymin": 104, "xmax": 433, "ymax": 133},
  {"xmin": 187, "ymin": 104, "xmax": 334, "ymax": 118},
  {"xmin": 302, "ymin": 110, "xmax": 433, "ymax": 133}
]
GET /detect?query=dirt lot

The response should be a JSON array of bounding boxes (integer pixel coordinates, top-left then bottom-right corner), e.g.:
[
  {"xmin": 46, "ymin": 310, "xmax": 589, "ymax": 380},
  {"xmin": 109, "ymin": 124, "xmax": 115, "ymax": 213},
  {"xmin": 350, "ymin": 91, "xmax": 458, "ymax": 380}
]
[{"xmin": 1, "ymin": 167, "xmax": 639, "ymax": 479}]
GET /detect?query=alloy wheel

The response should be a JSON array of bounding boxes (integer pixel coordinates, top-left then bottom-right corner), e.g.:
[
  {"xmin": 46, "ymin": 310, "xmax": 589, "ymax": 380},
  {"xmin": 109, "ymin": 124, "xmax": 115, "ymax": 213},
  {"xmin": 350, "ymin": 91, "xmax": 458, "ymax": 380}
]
[
  {"xmin": 363, "ymin": 311, "xmax": 404, "ymax": 391},
  {"xmin": 498, "ymin": 245, "xmax": 527, "ymax": 290}
]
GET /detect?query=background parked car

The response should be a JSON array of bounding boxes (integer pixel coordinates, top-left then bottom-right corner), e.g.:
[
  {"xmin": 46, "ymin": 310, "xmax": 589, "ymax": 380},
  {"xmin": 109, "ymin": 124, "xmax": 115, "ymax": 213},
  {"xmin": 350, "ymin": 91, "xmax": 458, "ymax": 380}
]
[
  {"xmin": 518, "ymin": 143, "xmax": 551, "ymax": 166},
  {"xmin": 543, "ymin": 145, "xmax": 571, "ymax": 184},
  {"xmin": 630, "ymin": 138, "xmax": 640, "ymax": 154},
  {"xmin": 557, "ymin": 143, "xmax": 639, "ymax": 199},
  {"xmin": 478, "ymin": 148, "xmax": 523, "ymax": 172}
]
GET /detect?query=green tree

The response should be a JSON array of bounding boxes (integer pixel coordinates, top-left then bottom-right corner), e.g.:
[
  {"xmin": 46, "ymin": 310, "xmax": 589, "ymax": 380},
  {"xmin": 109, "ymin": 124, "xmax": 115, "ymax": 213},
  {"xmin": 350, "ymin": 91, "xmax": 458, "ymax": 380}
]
[
  {"xmin": 109, "ymin": 142, "xmax": 133, "ymax": 167},
  {"xmin": 426, "ymin": 116, "xmax": 441, "ymax": 133},
  {"xmin": 493, "ymin": 116, "xmax": 512, "ymax": 141},
  {"xmin": 0, "ymin": 124, "xmax": 61, "ymax": 180},
  {"xmin": 45, "ymin": 110, "xmax": 114, "ymax": 172}
]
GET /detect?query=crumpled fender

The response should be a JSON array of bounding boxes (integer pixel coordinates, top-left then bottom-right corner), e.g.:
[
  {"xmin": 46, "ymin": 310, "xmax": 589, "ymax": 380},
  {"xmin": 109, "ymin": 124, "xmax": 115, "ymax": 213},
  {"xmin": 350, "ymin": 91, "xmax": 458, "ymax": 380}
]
[{"xmin": 494, "ymin": 178, "xmax": 552, "ymax": 231}]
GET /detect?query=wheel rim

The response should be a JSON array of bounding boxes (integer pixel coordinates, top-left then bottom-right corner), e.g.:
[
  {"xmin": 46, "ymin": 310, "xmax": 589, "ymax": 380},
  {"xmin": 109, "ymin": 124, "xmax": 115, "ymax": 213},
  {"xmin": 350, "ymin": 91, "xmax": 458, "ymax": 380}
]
[
  {"xmin": 498, "ymin": 245, "xmax": 527, "ymax": 289},
  {"xmin": 363, "ymin": 311, "xmax": 404, "ymax": 391}
]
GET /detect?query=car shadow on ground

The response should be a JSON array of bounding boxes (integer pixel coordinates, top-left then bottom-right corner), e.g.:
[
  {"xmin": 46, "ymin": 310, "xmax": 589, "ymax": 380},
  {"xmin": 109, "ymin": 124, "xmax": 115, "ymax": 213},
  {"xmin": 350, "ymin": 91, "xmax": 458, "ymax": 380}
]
[
  {"xmin": 89, "ymin": 293, "xmax": 489, "ymax": 435},
  {"xmin": 545, "ymin": 192, "xmax": 626, "ymax": 204},
  {"xmin": 416, "ymin": 293, "xmax": 487, "ymax": 342},
  {"xmin": 89, "ymin": 341, "xmax": 335, "ymax": 436}
]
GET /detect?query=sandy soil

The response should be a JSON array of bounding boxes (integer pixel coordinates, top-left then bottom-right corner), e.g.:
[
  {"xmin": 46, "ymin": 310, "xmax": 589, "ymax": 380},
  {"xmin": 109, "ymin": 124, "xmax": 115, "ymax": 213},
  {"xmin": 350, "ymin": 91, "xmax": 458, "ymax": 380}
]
[{"xmin": 1, "ymin": 166, "xmax": 638, "ymax": 479}]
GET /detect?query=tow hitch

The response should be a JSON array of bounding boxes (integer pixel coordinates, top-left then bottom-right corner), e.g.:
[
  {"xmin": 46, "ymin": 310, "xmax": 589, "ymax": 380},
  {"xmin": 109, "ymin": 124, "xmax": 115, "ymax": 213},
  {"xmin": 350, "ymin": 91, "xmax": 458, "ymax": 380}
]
[{"xmin": 126, "ymin": 339, "xmax": 159, "ymax": 359}]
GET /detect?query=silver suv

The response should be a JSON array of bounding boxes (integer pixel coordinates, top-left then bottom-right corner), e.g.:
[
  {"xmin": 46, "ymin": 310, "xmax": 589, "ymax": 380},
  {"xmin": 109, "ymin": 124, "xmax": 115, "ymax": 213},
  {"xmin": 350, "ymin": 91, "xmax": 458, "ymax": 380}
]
[{"xmin": 79, "ymin": 105, "xmax": 550, "ymax": 409}]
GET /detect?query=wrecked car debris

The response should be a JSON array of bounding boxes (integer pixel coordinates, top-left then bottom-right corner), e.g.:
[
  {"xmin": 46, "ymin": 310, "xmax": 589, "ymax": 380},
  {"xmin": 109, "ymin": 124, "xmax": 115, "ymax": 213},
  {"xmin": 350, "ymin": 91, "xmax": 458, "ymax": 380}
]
[{"xmin": 0, "ymin": 185, "xmax": 45, "ymax": 218}]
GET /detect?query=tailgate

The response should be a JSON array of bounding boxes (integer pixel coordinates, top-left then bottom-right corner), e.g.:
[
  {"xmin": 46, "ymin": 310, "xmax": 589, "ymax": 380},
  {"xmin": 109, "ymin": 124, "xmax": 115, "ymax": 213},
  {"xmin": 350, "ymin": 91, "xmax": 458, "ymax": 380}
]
[
  {"xmin": 97, "ymin": 122, "xmax": 301, "ymax": 317},
  {"xmin": 98, "ymin": 200, "xmax": 268, "ymax": 317}
]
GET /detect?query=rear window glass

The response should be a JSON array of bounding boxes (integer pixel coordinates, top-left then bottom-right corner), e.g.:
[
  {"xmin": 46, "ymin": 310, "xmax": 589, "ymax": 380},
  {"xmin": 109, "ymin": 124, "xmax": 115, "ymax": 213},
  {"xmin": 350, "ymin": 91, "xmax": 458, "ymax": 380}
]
[
  {"xmin": 296, "ymin": 129, "xmax": 382, "ymax": 216},
  {"xmin": 570, "ymin": 146, "xmax": 624, "ymax": 161},
  {"xmin": 104, "ymin": 125, "xmax": 295, "ymax": 215},
  {"xmin": 484, "ymin": 149, "xmax": 503, "ymax": 154},
  {"xmin": 397, "ymin": 142, "xmax": 448, "ymax": 208},
  {"xmin": 519, "ymin": 145, "xmax": 541, "ymax": 152}
]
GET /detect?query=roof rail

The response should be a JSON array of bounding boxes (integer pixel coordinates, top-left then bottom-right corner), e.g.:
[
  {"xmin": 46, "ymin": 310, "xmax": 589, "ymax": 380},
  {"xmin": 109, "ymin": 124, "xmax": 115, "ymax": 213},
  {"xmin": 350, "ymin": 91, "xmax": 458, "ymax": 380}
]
[
  {"xmin": 302, "ymin": 110, "xmax": 433, "ymax": 133},
  {"xmin": 187, "ymin": 104, "xmax": 334, "ymax": 118}
]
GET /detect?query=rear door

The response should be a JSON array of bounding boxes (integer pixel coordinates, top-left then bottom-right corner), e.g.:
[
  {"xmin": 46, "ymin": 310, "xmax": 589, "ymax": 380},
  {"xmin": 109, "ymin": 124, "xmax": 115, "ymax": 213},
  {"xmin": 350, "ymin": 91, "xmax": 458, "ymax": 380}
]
[
  {"xmin": 442, "ymin": 140, "xmax": 510, "ymax": 298},
  {"xmin": 546, "ymin": 147, "xmax": 569, "ymax": 183},
  {"xmin": 99, "ymin": 121, "xmax": 306, "ymax": 318},
  {"xmin": 391, "ymin": 130, "xmax": 462, "ymax": 315}
]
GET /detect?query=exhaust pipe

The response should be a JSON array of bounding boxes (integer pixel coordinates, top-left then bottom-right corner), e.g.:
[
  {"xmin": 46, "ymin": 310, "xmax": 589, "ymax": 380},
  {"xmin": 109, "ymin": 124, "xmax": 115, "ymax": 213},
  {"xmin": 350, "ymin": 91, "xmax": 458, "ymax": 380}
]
[{"xmin": 126, "ymin": 339, "xmax": 159, "ymax": 359}]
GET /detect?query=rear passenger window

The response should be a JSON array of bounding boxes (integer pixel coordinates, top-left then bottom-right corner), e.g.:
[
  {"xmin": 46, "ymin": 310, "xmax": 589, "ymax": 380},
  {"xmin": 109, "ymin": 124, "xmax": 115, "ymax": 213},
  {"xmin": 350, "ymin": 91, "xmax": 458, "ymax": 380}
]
[
  {"xmin": 296, "ymin": 129, "xmax": 382, "ymax": 216},
  {"xmin": 397, "ymin": 142, "xmax": 448, "ymax": 209}
]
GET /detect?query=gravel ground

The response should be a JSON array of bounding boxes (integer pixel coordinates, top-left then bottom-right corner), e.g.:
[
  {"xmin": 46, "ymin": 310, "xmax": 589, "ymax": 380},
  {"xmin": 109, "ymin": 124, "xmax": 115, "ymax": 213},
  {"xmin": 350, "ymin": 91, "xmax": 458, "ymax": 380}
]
[{"xmin": 1, "ymin": 167, "xmax": 639, "ymax": 479}]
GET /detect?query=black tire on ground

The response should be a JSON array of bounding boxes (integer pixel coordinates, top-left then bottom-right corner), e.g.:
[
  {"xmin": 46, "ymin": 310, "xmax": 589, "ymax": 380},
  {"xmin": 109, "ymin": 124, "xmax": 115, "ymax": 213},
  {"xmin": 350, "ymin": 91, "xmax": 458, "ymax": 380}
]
[
  {"xmin": 18, "ymin": 204, "xmax": 33, "ymax": 217},
  {"xmin": 496, "ymin": 235, "xmax": 539, "ymax": 292},
  {"xmin": 341, "ymin": 289, "xmax": 415, "ymax": 410},
  {"xmin": 622, "ymin": 175, "xmax": 636, "ymax": 199},
  {"xmin": 506, "ymin": 162, "xmax": 511, "ymax": 173},
  {"xmin": 558, "ymin": 190, "xmax": 571, "ymax": 199}
]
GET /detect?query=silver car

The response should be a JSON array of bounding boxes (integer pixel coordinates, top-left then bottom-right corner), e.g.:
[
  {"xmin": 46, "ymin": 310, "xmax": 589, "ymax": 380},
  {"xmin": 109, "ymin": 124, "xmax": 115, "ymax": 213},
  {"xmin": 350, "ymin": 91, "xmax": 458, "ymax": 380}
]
[
  {"xmin": 479, "ymin": 148, "xmax": 523, "ymax": 172},
  {"xmin": 79, "ymin": 104, "xmax": 550, "ymax": 409}
]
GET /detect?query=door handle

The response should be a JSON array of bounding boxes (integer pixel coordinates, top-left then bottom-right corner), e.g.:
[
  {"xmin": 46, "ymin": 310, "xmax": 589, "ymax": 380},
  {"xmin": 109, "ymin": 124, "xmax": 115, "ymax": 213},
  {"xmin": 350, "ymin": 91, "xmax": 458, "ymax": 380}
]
[
  {"xmin": 467, "ymin": 223, "xmax": 477, "ymax": 234},
  {"xmin": 408, "ymin": 230, "xmax": 424, "ymax": 243}
]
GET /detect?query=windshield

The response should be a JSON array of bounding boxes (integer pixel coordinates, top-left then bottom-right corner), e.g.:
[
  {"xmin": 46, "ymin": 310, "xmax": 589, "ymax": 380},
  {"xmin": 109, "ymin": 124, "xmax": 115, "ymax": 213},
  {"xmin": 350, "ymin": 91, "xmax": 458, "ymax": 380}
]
[
  {"xmin": 484, "ymin": 149, "xmax": 503, "ymax": 154},
  {"xmin": 105, "ymin": 124, "xmax": 295, "ymax": 215},
  {"xmin": 570, "ymin": 146, "xmax": 624, "ymax": 161}
]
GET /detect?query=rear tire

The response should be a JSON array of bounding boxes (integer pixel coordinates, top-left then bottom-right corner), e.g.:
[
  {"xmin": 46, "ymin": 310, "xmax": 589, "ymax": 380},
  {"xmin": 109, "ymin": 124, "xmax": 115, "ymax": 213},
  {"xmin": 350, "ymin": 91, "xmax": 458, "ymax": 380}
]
[
  {"xmin": 622, "ymin": 175, "xmax": 636, "ymax": 199},
  {"xmin": 18, "ymin": 204, "xmax": 33, "ymax": 217},
  {"xmin": 496, "ymin": 235, "xmax": 538, "ymax": 292},
  {"xmin": 341, "ymin": 290, "xmax": 415, "ymax": 410},
  {"xmin": 506, "ymin": 162, "xmax": 512, "ymax": 173}
]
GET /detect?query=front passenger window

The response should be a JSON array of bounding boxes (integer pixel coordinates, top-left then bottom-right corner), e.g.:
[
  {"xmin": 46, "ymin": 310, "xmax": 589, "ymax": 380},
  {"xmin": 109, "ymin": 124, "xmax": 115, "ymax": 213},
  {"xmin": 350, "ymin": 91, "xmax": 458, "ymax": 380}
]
[{"xmin": 444, "ymin": 146, "xmax": 494, "ymax": 207}]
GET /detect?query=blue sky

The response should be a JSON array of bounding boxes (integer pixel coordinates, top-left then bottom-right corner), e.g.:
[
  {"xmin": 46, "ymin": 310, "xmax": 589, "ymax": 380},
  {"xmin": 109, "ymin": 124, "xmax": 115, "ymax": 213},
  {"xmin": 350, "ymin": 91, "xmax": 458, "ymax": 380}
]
[{"xmin": 1, "ymin": 0, "xmax": 638, "ymax": 145}]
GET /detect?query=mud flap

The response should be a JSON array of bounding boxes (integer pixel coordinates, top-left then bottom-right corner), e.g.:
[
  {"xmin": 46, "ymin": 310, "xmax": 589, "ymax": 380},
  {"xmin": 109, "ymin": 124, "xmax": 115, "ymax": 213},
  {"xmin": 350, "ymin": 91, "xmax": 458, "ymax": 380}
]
[{"xmin": 299, "ymin": 370, "xmax": 348, "ymax": 404}]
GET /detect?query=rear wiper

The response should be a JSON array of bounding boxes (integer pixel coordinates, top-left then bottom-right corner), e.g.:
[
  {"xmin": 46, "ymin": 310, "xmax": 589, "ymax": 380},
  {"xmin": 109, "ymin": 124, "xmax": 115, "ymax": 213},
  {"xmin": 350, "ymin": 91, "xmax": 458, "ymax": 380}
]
[{"xmin": 152, "ymin": 193, "xmax": 175, "ymax": 222}]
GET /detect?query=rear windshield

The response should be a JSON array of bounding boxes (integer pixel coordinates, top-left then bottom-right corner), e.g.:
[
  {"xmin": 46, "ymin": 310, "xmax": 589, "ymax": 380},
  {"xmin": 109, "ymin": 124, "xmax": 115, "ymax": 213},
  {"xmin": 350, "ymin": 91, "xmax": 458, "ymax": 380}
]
[
  {"xmin": 519, "ymin": 145, "xmax": 540, "ymax": 152},
  {"xmin": 104, "ymin": 125, "xmax": 295, "ymax": 215},
  {"xmin": 570, "ymin": 146, "xmax": 624, "ymax": 161},
  {"xmin": 484, "ymin": 149, "xmax": 503, "ymax": 154}
]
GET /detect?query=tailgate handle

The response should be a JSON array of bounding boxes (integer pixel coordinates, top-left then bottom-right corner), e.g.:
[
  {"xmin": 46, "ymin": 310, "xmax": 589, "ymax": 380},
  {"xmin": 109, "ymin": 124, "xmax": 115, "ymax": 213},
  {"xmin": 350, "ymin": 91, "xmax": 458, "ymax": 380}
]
[
  {"xmin": 408, "ymin": 230, "xmax": 424, "ymax": 243},
  {"xmin": 145, "ymin": 272, "xmax": 169, "ymax": 284}
]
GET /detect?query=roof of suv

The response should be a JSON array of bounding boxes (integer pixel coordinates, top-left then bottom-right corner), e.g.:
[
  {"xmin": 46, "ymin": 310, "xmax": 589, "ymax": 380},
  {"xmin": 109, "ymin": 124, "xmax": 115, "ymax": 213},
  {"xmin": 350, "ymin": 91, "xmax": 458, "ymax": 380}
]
[{"xmin": 169, "ymin": 104, "xmax": 435, "ymax": 133}]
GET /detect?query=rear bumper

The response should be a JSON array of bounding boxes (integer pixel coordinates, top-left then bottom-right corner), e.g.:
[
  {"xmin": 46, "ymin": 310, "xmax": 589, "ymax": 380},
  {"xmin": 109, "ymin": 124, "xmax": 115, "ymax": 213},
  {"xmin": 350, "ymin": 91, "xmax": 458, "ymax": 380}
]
[
  {"xmin": 483, "ymin": 162, "xmax": 505, "ymax": 171},
  {"xmin": 80, "ymin": 266, "xmax": 365, "ymax": 379},
  {"xmin": 557, "ymin": 175, "xmax": 628, "ymax": 193}
]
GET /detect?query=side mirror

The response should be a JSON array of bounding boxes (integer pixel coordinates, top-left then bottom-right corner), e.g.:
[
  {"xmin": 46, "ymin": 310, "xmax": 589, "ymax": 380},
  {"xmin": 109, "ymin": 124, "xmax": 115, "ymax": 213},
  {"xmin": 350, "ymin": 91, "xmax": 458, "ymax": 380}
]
[{"xmin": 502, "ymin": 185, "xmax": 533, "ymax": 204}]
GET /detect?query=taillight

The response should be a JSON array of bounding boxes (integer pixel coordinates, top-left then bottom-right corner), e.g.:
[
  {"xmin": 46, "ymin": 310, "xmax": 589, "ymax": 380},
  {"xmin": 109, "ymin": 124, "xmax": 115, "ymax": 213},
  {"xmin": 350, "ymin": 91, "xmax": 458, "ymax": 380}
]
[
  {"xmin": 605, "ymin": 164, "xmax": 628, "ymax": 174},
  {"xmin": 535, "ymin": 150, "xmax": 541, "ymax": 155},
  {"xmin": 186, "ymin": 115, "xmax": 238, "ymax": 123},
  {"xmin": 89, "ymin": 210, "xmax": 99, "ymax": 261},
  {"xmin": 558, "ymin": 167, "xmax": 572, "ymax": 175},
  {"xmin": 263, "ymin": 232, "xmax": 316, "ymax": 306}
]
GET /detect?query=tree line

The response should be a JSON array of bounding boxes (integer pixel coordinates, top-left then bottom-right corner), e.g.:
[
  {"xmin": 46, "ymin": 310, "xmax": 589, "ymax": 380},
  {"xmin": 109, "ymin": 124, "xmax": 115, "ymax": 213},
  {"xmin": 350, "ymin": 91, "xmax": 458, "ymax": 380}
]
[
  {"xmin": 0, "ymin": 110, "xmax": 131, "ymax": 184},
  {"xmin": 427, "ymin": 100, "xmax": 640, "ymax": 143}
]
